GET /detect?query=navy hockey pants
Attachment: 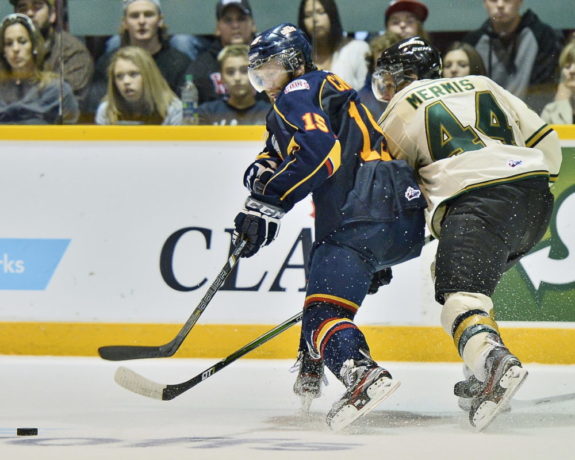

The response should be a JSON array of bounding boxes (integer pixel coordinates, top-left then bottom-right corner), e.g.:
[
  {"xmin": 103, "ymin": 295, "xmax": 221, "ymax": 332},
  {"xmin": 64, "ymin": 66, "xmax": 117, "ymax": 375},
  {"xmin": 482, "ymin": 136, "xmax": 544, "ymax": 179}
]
[{"xmin": 301, "ymin": 209, "xmax": 425, "ymax": 376}]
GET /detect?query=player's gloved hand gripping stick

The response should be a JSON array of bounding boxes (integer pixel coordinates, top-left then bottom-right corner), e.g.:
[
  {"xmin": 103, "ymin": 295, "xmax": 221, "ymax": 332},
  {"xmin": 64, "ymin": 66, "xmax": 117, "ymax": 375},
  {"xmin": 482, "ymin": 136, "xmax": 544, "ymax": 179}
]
[
  {"xmin": 233, "ymin": 197, "xmax": 284, "ymax": 258},
  {"xmin": 98, "ymin": 239, "xmax": 247, "ymax": 361}
]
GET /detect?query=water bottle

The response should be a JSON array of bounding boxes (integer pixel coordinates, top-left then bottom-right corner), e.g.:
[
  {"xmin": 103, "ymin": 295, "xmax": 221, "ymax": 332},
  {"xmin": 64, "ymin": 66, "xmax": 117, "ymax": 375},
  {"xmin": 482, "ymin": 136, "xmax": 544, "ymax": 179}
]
[{"xmin": 181, "ymin": 74, "xmax": 199, "ymax": 125}]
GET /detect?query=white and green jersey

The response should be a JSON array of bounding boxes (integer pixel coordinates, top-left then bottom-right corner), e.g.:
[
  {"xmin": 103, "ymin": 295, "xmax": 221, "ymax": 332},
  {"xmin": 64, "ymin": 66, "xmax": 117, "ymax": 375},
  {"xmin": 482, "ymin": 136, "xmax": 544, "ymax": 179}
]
[{"xmin": 378, "ymin": 75, "xmax": 562, "ymax": 237}]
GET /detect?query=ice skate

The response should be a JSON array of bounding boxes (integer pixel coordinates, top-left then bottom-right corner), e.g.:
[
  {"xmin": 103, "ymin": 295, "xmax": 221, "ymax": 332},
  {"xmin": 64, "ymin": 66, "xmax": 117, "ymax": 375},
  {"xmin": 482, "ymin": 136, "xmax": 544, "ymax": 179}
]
[
  {"xmin": 469, "ymin": 346, "xmax": 527, "ymax": 431},
  {"xmin": 292, "ymin": 350, "xmax": 325, "ymax": 412},
  {"xmin": 455, "ymin": 370, "xmax": 513, "ymax": 413},
  {"xmin": 454, "ymin": 370, "xmax": 484, "ymax": 412},
  {"xmin": 326, "ymin": 359, "xmax": 400, "ymax": 431}
]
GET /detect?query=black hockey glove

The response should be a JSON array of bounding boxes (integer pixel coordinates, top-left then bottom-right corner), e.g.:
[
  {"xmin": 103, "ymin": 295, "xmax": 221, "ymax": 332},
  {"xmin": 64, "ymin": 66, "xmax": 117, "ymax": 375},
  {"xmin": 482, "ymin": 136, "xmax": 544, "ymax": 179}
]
[
  {"xmin": 233, "ymin": 197, "xmax": 284, "ymax": 258},
  {"xmin": 368, "ymin": 267, "xmax": 393, "ymax": 294},
  {"xmin": 243, "ymin": 158, "xmax": 279, "ymax": 194}
]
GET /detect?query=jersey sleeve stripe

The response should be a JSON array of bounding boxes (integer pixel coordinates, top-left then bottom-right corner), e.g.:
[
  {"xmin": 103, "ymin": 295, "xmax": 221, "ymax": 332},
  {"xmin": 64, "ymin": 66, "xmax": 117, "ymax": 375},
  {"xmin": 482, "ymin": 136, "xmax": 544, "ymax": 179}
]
[
  {"xmin": 273, "ymin": 105, "xmax": 298, "ymax": 130},
  {"xmin": 318, "ymin": 79, "xmax": 328, "ymax": 113},
  {"xmin": 525, "ymin": 124, "xmax": 554, "ymax": 148},
  {"xmin": 255, "ymin": 152, "xmax": 276, "ymax": 161},
  {"xmin": 361, "ymin": 103, "xmax": 385, "ymax": 135},
  {"xmin": 262, "ymin": 158, "xmax": 297, "ymax": 194},
  {"xmin": 326, "ymin": 140, "xmax": 342, "ymax": 174},
  {"xmin": 286, "ymin": 136, "xmax": 300, "ymax": 156},
  {"xmin": 278, "ymin": 141, "xmax": 342, "ymax": 202}
]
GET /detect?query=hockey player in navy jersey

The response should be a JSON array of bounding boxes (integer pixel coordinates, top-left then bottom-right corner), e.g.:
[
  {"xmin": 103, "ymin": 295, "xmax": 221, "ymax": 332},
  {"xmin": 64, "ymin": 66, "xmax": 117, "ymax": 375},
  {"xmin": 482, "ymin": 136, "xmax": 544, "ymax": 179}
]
[
  {"xmin": 232, "ymin": 23, "xmax": 427, "ymax": 430},
  {"xmin": 372, "ymin": 37, "xmax": 562, "ymax": 431}
]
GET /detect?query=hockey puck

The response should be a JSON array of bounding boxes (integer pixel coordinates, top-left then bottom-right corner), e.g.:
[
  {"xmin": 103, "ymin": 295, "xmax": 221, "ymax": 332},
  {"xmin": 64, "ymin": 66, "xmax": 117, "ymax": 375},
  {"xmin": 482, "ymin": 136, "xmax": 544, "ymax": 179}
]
[{"xmin": 16, "ymin": 428, "xmax": 38, "ymax": 436}]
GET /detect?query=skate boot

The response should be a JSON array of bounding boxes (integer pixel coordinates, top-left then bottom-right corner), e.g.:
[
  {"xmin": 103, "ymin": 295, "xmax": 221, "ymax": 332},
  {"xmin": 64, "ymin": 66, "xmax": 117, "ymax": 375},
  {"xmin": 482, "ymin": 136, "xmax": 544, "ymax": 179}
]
[
  {"xmin": 326, "ymin": 359, "xmax": 400, "ymax": 431},
  {"xmin": 469, "ymin": 346, "xmax": 527, "ymax": 431},
  {"xmin": 292, "ymin": 350, "xmax": 325, "ymax": 412},
  {"xmin": 455, "ymin": 369, "xmax": 513, "ymax": 414},
  {"xmin": 454, "ymin": 365, "xmax": 484, "ymax": 412}
]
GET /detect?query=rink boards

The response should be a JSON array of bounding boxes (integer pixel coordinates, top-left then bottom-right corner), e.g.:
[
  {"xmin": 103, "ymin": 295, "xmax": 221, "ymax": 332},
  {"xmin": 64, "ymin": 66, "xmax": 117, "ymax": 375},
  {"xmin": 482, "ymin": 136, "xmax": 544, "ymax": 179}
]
[{"xmin": 0, "ymin": 125, "xmax": 574, "ymax": 363}]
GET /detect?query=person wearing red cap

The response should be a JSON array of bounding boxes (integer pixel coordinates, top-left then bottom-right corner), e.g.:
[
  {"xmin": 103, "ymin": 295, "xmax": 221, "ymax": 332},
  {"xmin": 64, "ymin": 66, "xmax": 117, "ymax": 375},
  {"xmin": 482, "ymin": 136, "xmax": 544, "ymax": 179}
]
[{"xmin": 384, "ymin": 0, "xmax": 430, "ymax": 41}]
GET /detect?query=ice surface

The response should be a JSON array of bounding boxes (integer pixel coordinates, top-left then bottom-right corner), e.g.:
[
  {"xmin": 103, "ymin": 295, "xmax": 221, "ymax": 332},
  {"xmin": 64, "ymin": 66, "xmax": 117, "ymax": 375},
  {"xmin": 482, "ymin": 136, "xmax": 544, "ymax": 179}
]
[{"xmin": 0, "ymin": 357, "xmax": 574, "ymax": 459}]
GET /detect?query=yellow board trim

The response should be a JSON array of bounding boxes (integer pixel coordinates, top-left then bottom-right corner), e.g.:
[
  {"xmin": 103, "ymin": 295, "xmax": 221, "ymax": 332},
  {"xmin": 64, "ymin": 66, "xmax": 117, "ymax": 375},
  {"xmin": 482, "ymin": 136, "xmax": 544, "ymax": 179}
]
[
  {"xmin": 551, "ymin": 124, "xmax": 575, "ymax": 139},
  {"xmin": 1, "ymin": 322, "xmax": 574, "ymax": 364},
  {"xmin": 0, "ymin": 125, "xmax": 267, "ymax": 142},
  {"xmin": 0, "ymin": 124, "xmax": 571, "ymax": 142}
]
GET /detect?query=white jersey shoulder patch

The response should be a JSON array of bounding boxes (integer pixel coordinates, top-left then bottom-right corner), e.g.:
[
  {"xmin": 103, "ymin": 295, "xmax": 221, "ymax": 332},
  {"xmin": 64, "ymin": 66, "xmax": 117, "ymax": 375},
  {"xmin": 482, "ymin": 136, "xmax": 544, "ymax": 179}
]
[{"xmin": 284, "ymin": 79, "xmax": 310, "ymax": 94}]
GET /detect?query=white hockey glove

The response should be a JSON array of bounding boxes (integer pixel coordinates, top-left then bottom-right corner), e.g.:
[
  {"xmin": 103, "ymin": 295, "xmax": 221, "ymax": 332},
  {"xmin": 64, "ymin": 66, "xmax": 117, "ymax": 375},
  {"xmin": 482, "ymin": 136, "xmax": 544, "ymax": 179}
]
[
  {"xmin": 233, "ymin": 197, "xmax": 285, "ymax": 258},
  {"xmin": 243, "ymin": 159, "xmax": 279, "ymax": 194}
]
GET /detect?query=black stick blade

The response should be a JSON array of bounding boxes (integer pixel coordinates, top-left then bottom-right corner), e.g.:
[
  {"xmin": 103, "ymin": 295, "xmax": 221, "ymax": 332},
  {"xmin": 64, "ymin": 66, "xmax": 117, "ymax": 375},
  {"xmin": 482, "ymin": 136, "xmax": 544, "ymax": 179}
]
[
  {"xmin": 98, "ymin": 345, "xmax": 169, "ymax": 361},
  {"xmin": 98, "ymin": 241, "xmax": 247, "ymax": 362}
]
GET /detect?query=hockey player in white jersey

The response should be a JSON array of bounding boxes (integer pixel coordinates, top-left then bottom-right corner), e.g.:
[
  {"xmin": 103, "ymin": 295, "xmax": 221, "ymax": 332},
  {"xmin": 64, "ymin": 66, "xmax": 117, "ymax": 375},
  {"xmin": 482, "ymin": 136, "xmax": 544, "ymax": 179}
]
[{"xmin": 372, "ymin": 36, "xmax": 562, "ymax": 431}]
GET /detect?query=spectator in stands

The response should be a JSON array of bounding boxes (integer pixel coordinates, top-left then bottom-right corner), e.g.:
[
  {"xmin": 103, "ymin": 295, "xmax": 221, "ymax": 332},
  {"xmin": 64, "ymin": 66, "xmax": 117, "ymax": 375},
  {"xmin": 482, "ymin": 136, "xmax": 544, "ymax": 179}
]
[
  {"xmin": 186, "ymin": 0, "xmax": 256, "ymax": 105},
  {"xmin": 463, "ymin": 0, "xmax": 563, "ymax": 112},
  {"xmin": 88, "ymin": 0, "xmax": 190, "ymax": 116},
  {"xmin": 384, "ymin": 0, "xmax": 430, "ymax": 41},
  {"xmin": 297, "ymin": 0, "xmax": 369, "ymax": 90},
  {"xmin": 0, "ymin": 13, "xmax": 78, "ymax": 123},
  {"xmin": 95, "ymin": 46, "xmax": 182, "ymax": 125},
  {"xmin": 541, "ymin": 40, "xmax": 575, "ymax": 125},
  {"xmin": 7, "ymin": 0, "xmax": 93, "ymax": 110},
  {"xmin": 358, "ymin": 31, "xmax": 401, "ymax": 117},
  {"xmin": 442, "ymin": 41, "xmax": 487, "ymax": 78},
  {"xmin": 105, "ymin": 14, "xmax": 210, "ymax": 61},
  {"xmin": 197, "ymin": 44, "xmax": 270, "ymax": 125},
  {"xmin": 164, "ymin": 33, "xmax": 210, "ymax": 62}
]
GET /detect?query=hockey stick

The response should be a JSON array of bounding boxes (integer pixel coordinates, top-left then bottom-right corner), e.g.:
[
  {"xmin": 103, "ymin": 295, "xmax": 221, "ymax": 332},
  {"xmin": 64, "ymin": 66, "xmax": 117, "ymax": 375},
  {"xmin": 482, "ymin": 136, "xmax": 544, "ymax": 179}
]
[
  {"xmin": 114, "ymin": 310, "xmax": 303, "ymax": 400},
  {"xmin": 98, "ymin": 240, "xmax": 247, "ymax": 361},
  {"xmin": 513, "ymin": 392, "xmax": 575, "ymax": 409}
]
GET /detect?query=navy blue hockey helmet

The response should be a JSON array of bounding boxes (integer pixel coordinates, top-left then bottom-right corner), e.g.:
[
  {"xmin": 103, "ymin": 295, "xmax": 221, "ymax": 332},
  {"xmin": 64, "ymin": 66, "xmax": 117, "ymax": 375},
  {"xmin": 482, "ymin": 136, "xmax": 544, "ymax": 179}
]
[
  {"xmin": 372, "ymin": 36, "xmax": 442, "ymax": 101},
  {"xmin": 248, "ymin": 23, "xmax": 314, "ymax": 74}
]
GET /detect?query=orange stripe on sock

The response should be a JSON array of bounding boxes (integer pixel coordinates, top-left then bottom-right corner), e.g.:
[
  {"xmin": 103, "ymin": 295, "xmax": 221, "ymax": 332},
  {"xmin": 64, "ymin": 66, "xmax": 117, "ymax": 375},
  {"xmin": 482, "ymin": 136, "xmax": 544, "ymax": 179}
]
[
  {"xmin": 320, "ymin": 322, "xmax": 357, "ymax": 356},
  {"xmin": 314, "ymin": 319, "xmax": 355, "ymax": 355},
  {"xmin": 304, "ymin": 294, "xmax": 359, "ymax": 313}
]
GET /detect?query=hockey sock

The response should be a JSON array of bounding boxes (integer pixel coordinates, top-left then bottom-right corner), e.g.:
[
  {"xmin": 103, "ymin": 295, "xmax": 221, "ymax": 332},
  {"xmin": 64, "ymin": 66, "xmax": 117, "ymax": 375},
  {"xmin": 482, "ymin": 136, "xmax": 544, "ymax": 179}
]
[
  {"xmin": 319, "ymin": 323, "xmax": 370, "ymax": 375},
  {"xmin": 302, "ymin": 302, "xmax": 369, "ymax": 378}
]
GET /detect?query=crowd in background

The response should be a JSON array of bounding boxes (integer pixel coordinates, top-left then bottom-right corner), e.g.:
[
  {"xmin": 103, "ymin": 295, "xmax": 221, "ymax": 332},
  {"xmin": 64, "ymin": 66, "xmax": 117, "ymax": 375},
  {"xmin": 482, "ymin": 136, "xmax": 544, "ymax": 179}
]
[{"xmin": 0, "ymin": 0, "xmax": 573, "ymax": 126}]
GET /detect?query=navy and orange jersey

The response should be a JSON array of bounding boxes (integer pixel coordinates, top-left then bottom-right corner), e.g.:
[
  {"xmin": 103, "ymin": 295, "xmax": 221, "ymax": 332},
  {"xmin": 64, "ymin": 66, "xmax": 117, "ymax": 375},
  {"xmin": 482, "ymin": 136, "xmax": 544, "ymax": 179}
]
[{"xmin": 250, "ymin": 70, "xmax": 389, "ymax": 241}]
